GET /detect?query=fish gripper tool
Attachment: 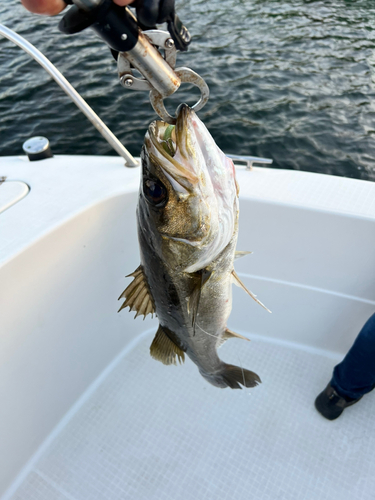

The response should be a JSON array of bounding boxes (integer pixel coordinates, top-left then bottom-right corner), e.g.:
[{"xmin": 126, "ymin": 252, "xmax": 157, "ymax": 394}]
[{"xmin": 59, "ymin": 0, "xmax": 209, "ymax": 124}]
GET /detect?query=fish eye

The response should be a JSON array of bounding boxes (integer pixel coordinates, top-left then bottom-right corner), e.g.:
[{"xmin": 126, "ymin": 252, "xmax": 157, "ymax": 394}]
[{"xmin": 143, "ymin": 177, "xmax": 168, "ymax": 207}]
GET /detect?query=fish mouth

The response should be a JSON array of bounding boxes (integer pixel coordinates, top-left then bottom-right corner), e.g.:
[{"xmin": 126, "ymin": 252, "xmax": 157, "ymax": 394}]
[
  {"xmin": 145, "ymin": 105, "xmax": 201, "ymax": 192},
  {"xmin": 148, "ymin": 103, "xmax": 190, "ymax": 154}
]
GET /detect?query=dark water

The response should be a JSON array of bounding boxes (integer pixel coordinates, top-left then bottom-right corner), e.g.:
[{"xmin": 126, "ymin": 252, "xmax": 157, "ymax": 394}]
[{"xmin": 1, "ymin": 0, "xmax": 375, "ymax": 181}]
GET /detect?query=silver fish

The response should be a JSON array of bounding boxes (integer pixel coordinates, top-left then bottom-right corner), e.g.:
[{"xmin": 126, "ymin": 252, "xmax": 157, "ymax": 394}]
[{"xmin": 119, "ymin": 105, "xmax": 269, "ymax": 389}]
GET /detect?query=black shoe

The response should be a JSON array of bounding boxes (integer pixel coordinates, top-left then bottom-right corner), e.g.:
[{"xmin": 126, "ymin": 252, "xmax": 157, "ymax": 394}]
[{"xmin": 314, "ymin": 383, "xmax": 362, "ymax": 420}]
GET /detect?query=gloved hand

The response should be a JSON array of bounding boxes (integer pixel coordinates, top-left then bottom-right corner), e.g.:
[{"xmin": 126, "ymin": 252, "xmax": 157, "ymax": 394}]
[
  {"xmin": 21, "ymin": 0, "xmax": 188, "ymax": 51},
  {"xmin": 115, "ymin": 0, "xmax": 188, "ymax": 51},
  {"xmin": 130, "ymin": 0, "xmax": 175, "ymax": 29}
]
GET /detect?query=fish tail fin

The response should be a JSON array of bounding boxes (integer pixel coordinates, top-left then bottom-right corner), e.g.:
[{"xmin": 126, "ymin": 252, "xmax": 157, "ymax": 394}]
[{"xmin": 202, "ymin": 363, "xmax": 261, "ymax": 390}]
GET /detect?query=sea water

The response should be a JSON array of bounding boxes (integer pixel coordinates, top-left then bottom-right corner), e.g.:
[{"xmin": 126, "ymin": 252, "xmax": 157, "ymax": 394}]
[{"xmin": 1, "ymin": 0, "xmax": 375, "ymax": 181}]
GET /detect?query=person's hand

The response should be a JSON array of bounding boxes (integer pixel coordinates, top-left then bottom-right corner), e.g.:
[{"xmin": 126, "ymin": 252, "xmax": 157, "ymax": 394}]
[
  {"xmin": 21, "ymin": 0, "xmax": 185, "ymax": 49},
  {"xmin": 21, "ymin": 0, "xmax": 135, "ymax": 16},
  {"xmin": 127, "ymin": 0, "xmax": 175, "ymax": 28},
  {"xmin": 21, "ymin": 0, "xmax": 67, "ymax": 15}
]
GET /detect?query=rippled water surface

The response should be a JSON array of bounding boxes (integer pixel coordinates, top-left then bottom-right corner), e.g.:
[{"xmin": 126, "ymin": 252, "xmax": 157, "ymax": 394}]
[{"xmin": 1, "ymin": 0, "xmax": 375, "ymax": 180}]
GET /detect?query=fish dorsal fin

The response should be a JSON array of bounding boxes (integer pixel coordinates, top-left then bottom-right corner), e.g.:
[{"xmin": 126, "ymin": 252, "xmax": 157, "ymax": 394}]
[
  {"xmin": 231, "ymin": 270, "xmax": 272, "ymax": 313},
  {"xmin": 150, "ymin": 325, "xmax": 185, "ymax": 365},
  {"xmin": 234, "ymin": 251, "xmax": 253, "ymax": 260},
  {"xmin": 217, "ymin": 328, "xmax": 250, "ymax": 348},
  {"xmin": 187, "ymin": 269, "xmax": 212, "ymax": 330},
  {"xmin": 118, "ymin": 265, "xmax": 156, "ymax": 319}
]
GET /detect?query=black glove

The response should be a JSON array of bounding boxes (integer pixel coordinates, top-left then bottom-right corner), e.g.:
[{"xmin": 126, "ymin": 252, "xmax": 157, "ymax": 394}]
[
  {"xmin": 133, "ymin": 0, "xmax": 190, "ymax": 51},
  {"xmin": 61, "ymin": 0, "xmax": 190, "ymax": 52},
  {"xmin": 132, "ymin": 0, "xmax": 175, "ymax": 28}
]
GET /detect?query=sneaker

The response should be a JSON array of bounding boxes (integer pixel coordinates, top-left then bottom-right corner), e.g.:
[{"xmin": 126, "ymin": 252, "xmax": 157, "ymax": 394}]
[{"xmin": 314, "ymin": 383, "xmax": 362, "ymax": 420}]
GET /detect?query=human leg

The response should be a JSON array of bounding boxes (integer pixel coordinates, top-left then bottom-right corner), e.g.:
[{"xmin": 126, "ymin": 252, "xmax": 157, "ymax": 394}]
[
  {"xmin": 315, "ymin": 313, "xmax": 375, "ymax": 420},
  {"xmin": 331, "ymin": 312, "xmax": 375, "ymax": 399}
]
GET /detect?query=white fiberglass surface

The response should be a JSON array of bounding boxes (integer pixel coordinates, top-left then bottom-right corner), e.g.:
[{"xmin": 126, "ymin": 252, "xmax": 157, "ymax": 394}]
[
  {"xmin": 1, "ymin": 160, "xmax": 375, "ymax": 500},
  {"xmin": 8, "ymin": 327, "xmax": 375, "ymax": 500},
  {"xmin": 0, "ymin": 181, "xmax": 29, "ymax": 214}
]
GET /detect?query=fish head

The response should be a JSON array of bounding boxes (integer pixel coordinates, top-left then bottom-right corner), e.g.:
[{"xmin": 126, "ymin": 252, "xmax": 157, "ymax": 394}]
[{"xmin": 139, "ymin": 105, "xmax": 239, "ymax": 273}]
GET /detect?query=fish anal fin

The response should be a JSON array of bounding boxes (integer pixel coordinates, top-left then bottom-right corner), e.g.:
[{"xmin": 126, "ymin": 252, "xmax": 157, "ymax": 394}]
[
  {"xmin": 150, "ymin": 325, "xmax": 185, "ymax": 366},
  {"xmin": 118, "ymin": 265, "xmax": 156, "ymax": 318},
  {"xmin": 231, "ymin": 270, "xmax": 272, "ymax": 313}
]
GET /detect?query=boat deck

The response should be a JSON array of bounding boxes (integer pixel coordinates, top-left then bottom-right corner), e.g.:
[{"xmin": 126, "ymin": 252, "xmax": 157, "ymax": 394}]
[
  {"xmin": 2, "ymin": 158, "xmax": 375, "ymax": 500},
  {"xmin": 10, "ymin": 329, "xmax": 375, "ymax": 500}
]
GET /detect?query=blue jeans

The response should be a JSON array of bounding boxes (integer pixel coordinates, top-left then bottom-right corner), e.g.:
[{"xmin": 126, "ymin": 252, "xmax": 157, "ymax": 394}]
[{"xmin": 331, "ymin": 313, "xmax": 375, "ymax": 399}]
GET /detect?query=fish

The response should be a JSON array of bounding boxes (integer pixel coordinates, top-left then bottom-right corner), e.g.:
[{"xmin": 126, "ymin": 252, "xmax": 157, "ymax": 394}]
[{"xmin": 119, "ymin": 104, "xmax": 269, "ymax": 389}]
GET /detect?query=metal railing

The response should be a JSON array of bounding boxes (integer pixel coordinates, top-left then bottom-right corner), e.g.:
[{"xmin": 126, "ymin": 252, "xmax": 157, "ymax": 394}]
[{"xmin": 0, "ymin": 23, "xmax": 138, "ymax": 167}]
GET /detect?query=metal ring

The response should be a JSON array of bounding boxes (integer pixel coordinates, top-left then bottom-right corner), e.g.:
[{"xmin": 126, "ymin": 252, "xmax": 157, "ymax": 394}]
[{"xmin": 149, "ymin": 67, "xmax": 210, "ymax": 124}]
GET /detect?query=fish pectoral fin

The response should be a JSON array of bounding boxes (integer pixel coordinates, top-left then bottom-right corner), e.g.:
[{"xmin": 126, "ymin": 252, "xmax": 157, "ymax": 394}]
[
  {"xmin": 187, "ymin": 269, "xmax": 212, "ymax": 329},
  {"xmin": 234, "ymin": 251, "xmax": 253, "ymax": 260},
  {"xmin": 187, "ymin": 285, "xmax": 200, "ymax": 328},
  {"xmin": 231, "ymin": 270, "xmax": 272, "ymax": 313},
  {"xmin": 150, "ymin": 325, "xmax": 185, "ymax": 366},
  {"xmin": 118, "ymin": 265, "xmax": 156, "ymax": 319}
]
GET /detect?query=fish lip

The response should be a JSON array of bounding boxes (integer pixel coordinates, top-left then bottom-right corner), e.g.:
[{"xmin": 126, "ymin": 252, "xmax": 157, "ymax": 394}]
[
  {"xmin": 176, "ymin": 103, "xmax": 190, "ymax": 124},
  {"xmin": 176, "ymin": 103, "xmax": 189, "ymax": 115}
]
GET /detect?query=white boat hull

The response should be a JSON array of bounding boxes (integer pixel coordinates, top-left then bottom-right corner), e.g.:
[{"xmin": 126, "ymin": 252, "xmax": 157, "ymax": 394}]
[{"xmin": 0, "ymin": 155, "xmax": 374, "ymax": 499}]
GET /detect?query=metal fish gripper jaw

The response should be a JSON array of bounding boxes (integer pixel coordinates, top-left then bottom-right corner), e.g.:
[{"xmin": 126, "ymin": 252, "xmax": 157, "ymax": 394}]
[
  {"xmin": 59, "ymin": 0, "xmax": 209, "ymax": 125},
  {"xmin": 117, "ymin": 29, "xmax": 209, "ymax": 125}
]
